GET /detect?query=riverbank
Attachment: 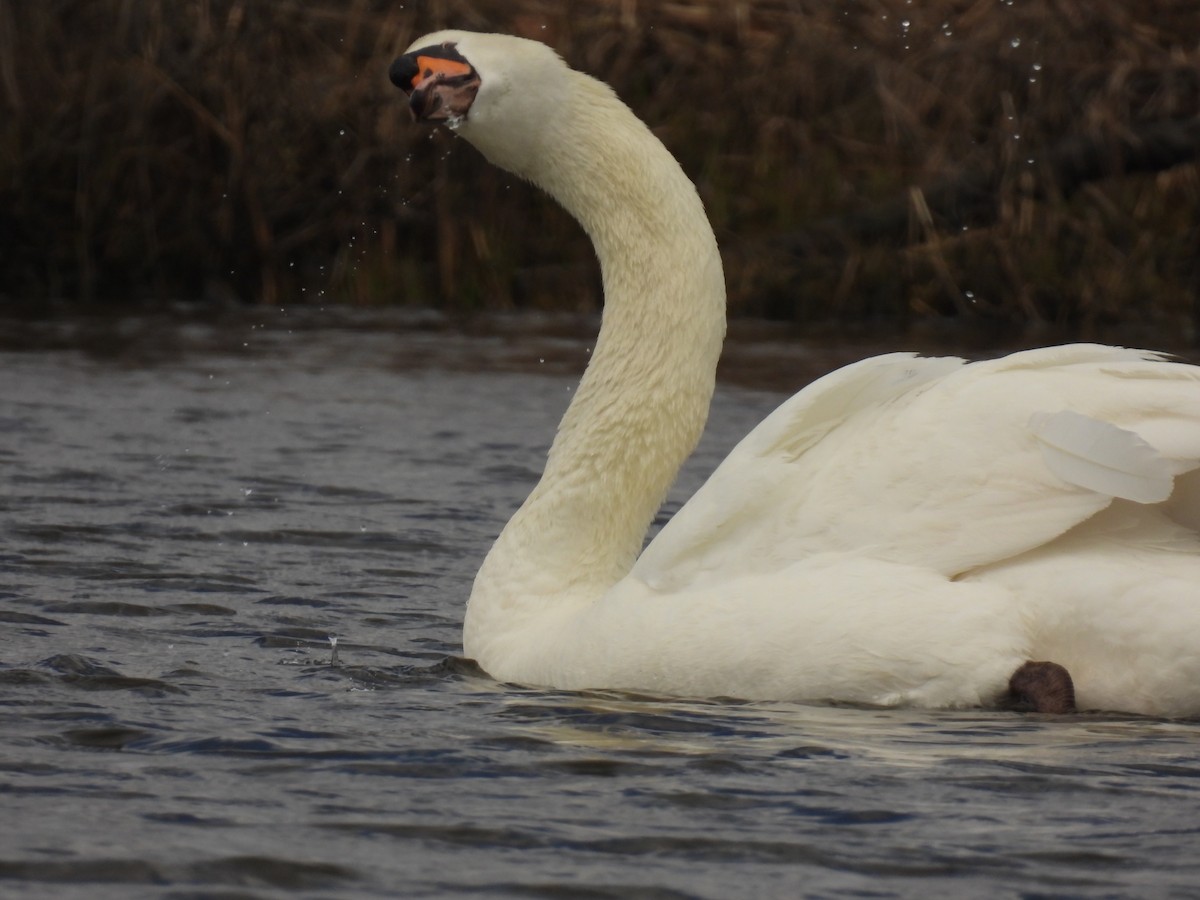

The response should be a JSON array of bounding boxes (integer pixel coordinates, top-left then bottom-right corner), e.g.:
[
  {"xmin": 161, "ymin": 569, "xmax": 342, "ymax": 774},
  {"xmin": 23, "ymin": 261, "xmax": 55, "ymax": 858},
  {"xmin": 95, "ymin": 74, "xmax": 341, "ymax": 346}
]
[{"xmin": 2, "ymin": 0, "xmax": 1197, "ymax": 344}]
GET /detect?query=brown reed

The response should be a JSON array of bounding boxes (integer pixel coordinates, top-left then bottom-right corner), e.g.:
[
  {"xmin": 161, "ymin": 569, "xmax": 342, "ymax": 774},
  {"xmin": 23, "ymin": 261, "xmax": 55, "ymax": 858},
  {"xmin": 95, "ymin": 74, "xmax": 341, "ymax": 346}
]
[{"xmin": 1, "ymin": 0, "xmax": 1198, "ymax": 344}]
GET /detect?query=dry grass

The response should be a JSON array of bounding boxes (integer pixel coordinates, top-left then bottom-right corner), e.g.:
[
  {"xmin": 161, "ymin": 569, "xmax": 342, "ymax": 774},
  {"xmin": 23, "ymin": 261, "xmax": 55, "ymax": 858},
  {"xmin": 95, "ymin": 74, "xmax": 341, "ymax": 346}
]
[{"xmin": 2, "ymin": 0, "xmax": 1198, "ymax": 344}]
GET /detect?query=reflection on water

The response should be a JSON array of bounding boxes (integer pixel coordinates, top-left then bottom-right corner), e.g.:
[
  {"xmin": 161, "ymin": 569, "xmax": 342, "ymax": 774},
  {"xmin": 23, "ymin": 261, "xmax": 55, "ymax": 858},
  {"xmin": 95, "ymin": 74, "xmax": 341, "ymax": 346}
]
[{"xmin": 2, "ymin": 311, "xmax": 1199, "ymax": 898}]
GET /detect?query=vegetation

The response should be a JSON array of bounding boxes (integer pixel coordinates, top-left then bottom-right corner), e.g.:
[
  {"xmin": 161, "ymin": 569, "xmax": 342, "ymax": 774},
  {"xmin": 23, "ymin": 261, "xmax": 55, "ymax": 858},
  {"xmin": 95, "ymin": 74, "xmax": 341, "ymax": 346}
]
[{"xmin": 2, "ymin": 0, "xmax": 1198, "ymax": 344}]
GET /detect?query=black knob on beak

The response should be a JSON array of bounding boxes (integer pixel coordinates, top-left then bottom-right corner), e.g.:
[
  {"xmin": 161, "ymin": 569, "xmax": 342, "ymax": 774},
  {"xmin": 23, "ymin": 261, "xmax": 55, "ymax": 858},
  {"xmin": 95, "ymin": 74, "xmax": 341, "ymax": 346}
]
[{"xmin": 389, "ymin": 54, "xmax": 419, "ymax": 93}]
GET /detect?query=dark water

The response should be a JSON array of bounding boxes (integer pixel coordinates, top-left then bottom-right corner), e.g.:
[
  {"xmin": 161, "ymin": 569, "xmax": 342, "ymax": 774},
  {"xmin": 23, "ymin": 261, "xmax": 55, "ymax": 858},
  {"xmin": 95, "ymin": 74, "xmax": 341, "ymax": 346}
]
[{"xmin": 3, "ymin": 312, "xmax": 1199, "ymax": 899}]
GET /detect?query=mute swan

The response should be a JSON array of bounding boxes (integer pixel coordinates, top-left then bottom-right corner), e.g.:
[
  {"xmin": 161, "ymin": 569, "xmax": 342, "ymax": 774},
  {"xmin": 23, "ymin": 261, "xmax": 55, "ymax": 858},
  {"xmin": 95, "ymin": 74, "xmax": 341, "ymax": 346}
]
[{"xmin": 390, "ymin": 31, "xmax": 1200, "ymax": 716}]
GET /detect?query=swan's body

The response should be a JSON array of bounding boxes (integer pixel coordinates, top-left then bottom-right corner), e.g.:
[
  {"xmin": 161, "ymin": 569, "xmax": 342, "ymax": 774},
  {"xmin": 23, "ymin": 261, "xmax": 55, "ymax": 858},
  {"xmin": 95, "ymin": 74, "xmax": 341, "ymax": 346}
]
[{"xmin": 393, "ymin": 31, "xmax": 1200, "ymax": 715}]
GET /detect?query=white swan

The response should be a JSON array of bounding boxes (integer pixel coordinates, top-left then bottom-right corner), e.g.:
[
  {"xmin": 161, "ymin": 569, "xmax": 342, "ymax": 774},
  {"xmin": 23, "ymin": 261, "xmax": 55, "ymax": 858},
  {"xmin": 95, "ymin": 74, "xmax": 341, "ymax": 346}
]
[{"xmin": 391, "ymin": 31, "xmax": 1200, "ymax": 716}]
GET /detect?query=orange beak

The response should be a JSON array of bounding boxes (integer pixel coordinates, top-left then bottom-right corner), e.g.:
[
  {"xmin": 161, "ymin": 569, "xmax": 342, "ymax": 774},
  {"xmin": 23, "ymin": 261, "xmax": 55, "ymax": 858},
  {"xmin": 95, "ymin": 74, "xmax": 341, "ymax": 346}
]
[{"xmin": 408, "ymin": 55, "xmax": 474, "ymax": 92}]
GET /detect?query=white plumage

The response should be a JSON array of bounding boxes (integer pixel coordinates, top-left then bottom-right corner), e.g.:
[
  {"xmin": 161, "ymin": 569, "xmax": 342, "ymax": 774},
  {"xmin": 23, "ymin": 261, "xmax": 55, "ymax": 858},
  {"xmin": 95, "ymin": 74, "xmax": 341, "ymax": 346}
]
[{"xmin": 396, "ymin": 31, "xmax": 1200, "ymax": 715}]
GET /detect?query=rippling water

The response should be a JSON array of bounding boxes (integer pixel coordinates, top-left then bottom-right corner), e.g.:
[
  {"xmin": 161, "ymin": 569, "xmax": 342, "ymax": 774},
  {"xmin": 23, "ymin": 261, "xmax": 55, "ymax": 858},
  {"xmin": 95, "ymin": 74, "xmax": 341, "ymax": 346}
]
[{"xmin": 3, "ymin": 312, "xmax": 1199, "ymax": 898}]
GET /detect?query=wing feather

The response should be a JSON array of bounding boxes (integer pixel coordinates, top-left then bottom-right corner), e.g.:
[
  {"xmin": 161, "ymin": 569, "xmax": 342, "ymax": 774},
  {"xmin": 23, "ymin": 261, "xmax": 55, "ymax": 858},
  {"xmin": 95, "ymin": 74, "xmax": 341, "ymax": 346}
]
[
  {"xmin": 1031, "ymin": 409, "xmax": 1182, "ymax": 504},
  {"xmin": 635, "ymin": 345, "xmax": 1200, "ymax": 593}
]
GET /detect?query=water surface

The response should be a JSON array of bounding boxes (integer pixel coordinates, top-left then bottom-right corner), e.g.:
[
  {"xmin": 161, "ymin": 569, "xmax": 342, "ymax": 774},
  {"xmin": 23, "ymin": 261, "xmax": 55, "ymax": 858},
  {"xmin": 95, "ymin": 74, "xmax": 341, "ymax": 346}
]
[{"xmin": 3, "ymin": 313, "xmax": 1199, "ymax": 898}]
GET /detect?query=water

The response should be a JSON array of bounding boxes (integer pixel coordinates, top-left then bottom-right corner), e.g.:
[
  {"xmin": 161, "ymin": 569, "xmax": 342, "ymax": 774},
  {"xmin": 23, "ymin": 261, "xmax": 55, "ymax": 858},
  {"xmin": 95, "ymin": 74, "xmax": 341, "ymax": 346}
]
[{"xmin": 3, "ymin": 312, "xmax": 1199, "ymax": 899}]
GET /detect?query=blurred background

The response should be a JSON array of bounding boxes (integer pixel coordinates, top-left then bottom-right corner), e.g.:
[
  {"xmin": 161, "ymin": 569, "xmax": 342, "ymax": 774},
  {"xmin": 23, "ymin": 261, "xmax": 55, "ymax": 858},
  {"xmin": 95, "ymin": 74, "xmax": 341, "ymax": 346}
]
[{"xmin": 2, "ymin": 0, "xmax": 1198, "ymax": 346}]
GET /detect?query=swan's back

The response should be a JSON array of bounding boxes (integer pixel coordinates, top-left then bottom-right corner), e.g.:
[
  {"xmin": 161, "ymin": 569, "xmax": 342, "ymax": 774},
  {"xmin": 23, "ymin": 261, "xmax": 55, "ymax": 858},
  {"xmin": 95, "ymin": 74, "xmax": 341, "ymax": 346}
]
[{"xmin": 638, "ymin": 345, "xmax": 1200, "ymax": 590}]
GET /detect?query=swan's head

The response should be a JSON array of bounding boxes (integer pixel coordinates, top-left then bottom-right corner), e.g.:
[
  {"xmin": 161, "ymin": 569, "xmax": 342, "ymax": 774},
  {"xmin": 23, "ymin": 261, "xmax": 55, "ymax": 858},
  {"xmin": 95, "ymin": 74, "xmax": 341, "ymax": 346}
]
[{"xmin": 389, "ymin": 30, "xmax": 573, "ymax": 178}]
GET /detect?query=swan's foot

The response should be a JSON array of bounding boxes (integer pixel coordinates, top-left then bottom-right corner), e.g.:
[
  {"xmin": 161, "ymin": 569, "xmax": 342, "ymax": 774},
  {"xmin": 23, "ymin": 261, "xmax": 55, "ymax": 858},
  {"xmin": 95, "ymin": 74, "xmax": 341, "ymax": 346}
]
[{"xmin": 1005, "ymin": 660, "xmax": 1077, "ymax": 714}]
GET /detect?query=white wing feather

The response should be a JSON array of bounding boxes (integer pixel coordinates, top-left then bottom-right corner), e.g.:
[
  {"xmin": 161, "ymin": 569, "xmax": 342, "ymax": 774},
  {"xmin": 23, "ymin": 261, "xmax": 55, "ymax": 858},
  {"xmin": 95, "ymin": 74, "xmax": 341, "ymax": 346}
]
[
  {"xmin": 636, "ymin": 344, "xmax": 1200, "ymax": 593},
  {"xmin": 1031, "ymin": 409, "xmax": 1183, "ymax": 504}
]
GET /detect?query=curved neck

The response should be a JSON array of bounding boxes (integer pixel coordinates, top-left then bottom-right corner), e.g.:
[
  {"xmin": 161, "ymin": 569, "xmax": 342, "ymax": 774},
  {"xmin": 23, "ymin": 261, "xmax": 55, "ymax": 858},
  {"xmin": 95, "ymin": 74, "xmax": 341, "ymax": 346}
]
[{"xmin": 466, "ymin": 70, "xmax": 726, "ymax": 650}]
